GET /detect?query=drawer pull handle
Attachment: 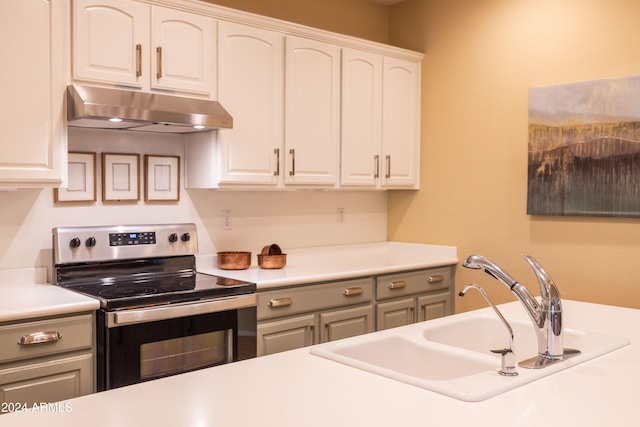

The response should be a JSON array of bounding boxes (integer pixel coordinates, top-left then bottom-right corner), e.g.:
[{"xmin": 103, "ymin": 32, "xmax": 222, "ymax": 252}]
[
  {"xmin": 269, "ymin": 297, "xmax": 293, "ymax": 308},
  {"xmin": 388, "ymin": 280, "xmax": 406, "ymax": 289},
  {"xmin": 343, "ymin": 287, "xmax": 363, "ymax": 296},
  {"xmin": 18, "ymin": 331, "xmax": 61, "ymax": 346},
  {"xmin": 428, "ymin": 275, "xmax": 444, "ymax": 284}
]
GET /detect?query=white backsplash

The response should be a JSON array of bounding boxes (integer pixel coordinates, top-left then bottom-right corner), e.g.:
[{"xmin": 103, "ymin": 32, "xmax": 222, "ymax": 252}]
[{"xmin": 0, "ymin": 128, "xmax": 387, "ymax": 272}]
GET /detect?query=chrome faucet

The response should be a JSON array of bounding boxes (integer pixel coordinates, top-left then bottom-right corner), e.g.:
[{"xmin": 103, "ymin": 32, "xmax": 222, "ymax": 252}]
[{"xmin": 462, "ymin": 254, "xmax": 580, "ymax": 368}]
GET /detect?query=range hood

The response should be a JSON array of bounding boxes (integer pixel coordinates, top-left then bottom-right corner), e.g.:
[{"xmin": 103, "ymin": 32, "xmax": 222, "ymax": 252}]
[{"xmin": 66, "ymin": 85, "xmax": 233, "ymax": 133}]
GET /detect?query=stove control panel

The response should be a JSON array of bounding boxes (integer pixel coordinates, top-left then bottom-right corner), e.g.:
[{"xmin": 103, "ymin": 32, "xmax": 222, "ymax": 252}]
[
  {"xmin": 109, "ymin": 232, "xmax": 157, "ymax": 246},
  {"xmin": 53, "ymin": 223, "xmax": 198, "ymax": 264}
]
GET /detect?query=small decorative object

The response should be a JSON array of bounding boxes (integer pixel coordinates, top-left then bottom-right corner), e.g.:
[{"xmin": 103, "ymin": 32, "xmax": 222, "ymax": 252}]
[
  {"xmin": 217, "ymin": 251, "xmax": 252, "ymax": 270},
  {"xmin": 144, "ymin": 155, "xmax": 180, "ymax": 201},
  {"xmin": 102, "ymin": 153, "xmax": 140, "ymax": 202},
  {"xmin": 54, "ymin": 152, "xmax": 97, "ymax": 203},
  {"xmin": 528, "ymin": 74, "xmax": 640, "ymax": 217}
]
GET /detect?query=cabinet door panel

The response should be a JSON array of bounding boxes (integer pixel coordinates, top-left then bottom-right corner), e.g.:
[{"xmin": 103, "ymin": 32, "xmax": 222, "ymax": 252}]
[
  {"xmin": 151, "ymin": 6, "xmax": 214, "ymax": 95},
  {"xmin": 417, "ymin": 291, "xmax": 452, "ymax": 322},
  {"xmin": 0, "ymin": 0, "xmax": 65, "ymax": 185},
  {"xmin": 285, "ymin": 36, "xmax": 340, "ymax": 186},
  {"xmin": 257, "ymin": 315, "xmax": 315, "ymax": 356},
  {"xmin": 381, "ymin": 57, "xmax": 420, "ymax": 188},
  {"xmin": 376, "ymin": 298, "xmax": 415, "ymax": 331},
  {"xmin": 217, "ymin": 22, "xmax": 284, "ymax": 184},
  {"xmin": 320, "ymin": 305, "xmax": 374, "ymax": 343},
  {"xmin": 0, "ymin": 353, "xmax": 93, "ymax": 406},
  {"xmin": 340, "ymin": 49, "xmax": 382, "ymax": 187},
  {"xmin": 73, "ymin": 0, "xmax": 149, "ymax": 88}
]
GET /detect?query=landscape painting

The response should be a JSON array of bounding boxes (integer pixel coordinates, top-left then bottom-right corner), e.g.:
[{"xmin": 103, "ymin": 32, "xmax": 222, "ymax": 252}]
[{"xmin": 527, "ymin": 74, "xmax": 640, "ymax": 217}]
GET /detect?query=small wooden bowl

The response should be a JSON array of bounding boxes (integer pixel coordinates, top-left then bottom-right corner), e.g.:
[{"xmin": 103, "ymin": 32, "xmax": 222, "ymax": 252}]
[{"xmin": 217, "ymin": 251, "xmax": 251, "ymax": 270}]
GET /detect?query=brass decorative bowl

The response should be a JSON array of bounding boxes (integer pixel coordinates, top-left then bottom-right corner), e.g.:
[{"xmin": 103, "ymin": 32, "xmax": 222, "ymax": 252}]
[{"xmin": 216, "ymin": 251, "xmax": 251, "ymax": 270}]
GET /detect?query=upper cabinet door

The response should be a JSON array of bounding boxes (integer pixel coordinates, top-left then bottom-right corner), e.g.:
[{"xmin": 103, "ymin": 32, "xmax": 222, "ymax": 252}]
[
  {"xmin": 151, "ymin": 7, "xmax": 215, "ymax": 96},
  {"xmin": 73, "ymin": 0, "xmax": 215, "ymax": 97},
  {"xmin": 340, "ymin": 48, "xmax": 382, "ymax": 187},
  {"xmin": 0, "ymin": 0, "xmax": 66, "ymax": 186},
  {"xmin": 73, "ymin": 0, "xmax": 150, "ymax": 89},
  {"xmin": 381, "ymin": 57, "xmax": 421, "ymax": 189},
  {"xmin": 216, "ymin": 21, "xmax": 284, "ymax": 185},
  {"xmin": 284, "ymin": 36, "xmax": 341, "ymax": 186}
]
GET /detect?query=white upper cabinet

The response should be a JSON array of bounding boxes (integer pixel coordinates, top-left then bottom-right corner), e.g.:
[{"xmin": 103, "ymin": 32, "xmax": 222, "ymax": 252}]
[
  {"xmin": 73, "ymin": 0, "xmax": 214, "ymax": 97},
  {"xmin": 284, "ymin": 36, "xmax": 341, "ymax": 187},
  {"xmin": 381, "ymin": 57, "xmax": 420, "ymax": 188},
  {"xmin": 340, "ymin": 49, "xmax": 383, "ymax": 187},
  {"xmin": 341, "ymin": 50, "xmax": 421, "ymax": 189},
  {"xmin": 0, "ymin": 0, "xmax": 66, "ymax": 187},
  {"xmin": 215, "ymin": 21, "xmax": 284, "ymax": 185}
]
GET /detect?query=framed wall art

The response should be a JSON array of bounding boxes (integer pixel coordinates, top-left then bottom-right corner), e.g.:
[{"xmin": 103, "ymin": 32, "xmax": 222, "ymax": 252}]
[
  {"xmin": 54, "ymin": 152, "xmax": 97, "ymax": 203},
  {"xmin": 144, "ymin": 155, "xmax": 180, "ymax": 201},
  {"xmin": 102, "ymin": 153, "xmax": 140, "ymax": 202},
  {"xmin": 528, "ymin": 74, "xmax": 640, "ymax": 217}
]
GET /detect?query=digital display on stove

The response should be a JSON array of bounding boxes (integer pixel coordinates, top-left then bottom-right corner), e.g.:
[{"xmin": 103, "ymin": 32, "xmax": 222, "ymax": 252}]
[{"xmin": 109, "ymin": 231, "xmax": 157, "ymax": 246}]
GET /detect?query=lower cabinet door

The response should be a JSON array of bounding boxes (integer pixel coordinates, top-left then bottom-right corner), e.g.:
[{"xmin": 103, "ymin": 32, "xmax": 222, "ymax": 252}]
[
  {"xmin": 0, "ymin": 353, "xmax": 94, "ymax": 406},
  {"xmin": 319, "ymin": 305, "xmax": 374, "ymax": 343},
  {"xmin": 417, "ymin": 291, "xmax": 453, "ymax": 322},
  {"xmin": 257, "ymin": 315, "xmax": 316, "ymax": 356},
  {"xmin": 376, "ymin": 298, "xmax": 415, "ymax": 331}
]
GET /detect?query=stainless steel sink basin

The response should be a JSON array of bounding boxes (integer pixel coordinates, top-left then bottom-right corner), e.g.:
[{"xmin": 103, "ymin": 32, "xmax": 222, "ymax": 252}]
[{"xmin": 310, "ymin": 311, "xmax": 630, "ymax": 402}]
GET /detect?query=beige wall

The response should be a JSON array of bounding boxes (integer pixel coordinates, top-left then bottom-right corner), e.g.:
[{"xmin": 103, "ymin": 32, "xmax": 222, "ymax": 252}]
[
  {"xmin": 201, "ymin": 0, "xmax": 391, "ymax": 44},
  {"xmin": 388, "ymin": 0, "xmax": 640, "ymax": 311}
]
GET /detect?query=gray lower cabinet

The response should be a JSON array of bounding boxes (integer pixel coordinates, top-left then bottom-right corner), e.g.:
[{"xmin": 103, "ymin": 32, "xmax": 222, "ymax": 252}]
[
  {"xmin": 257, "ymin": 278, "xmax": 374, "ymax": 356},
  {"xmin": 256, "ymin": 265, "xmax": 455, "ymax": 356},
  {"xmin": 376, "ymin": 267, "xmax": 454, "ymax": 330},
  {"xmin": 0, "ymin": 313, "xmax": 95, "ymax": 408}
]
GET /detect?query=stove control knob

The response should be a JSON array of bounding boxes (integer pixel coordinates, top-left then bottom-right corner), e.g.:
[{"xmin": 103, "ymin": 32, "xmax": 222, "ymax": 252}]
[
  {"xmin": 181, "ymin": 232, "xmax": 191, "ymax": 242},
  {"xmin": 85, "ymin": 237, "xmax": 96, "ymax": 248},
  {"xmin": 168, "ymin": 233, "xmax": 178, "ymax": 243},
  {"xmin": 69, "ymin": 238, "xmax": 81, "ymax": 249}
]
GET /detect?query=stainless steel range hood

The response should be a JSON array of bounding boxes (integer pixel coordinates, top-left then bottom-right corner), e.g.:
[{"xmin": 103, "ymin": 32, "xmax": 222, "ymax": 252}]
[{"xmin": 66, "ymin": 85, "xmax": 233, "ymax": 133}]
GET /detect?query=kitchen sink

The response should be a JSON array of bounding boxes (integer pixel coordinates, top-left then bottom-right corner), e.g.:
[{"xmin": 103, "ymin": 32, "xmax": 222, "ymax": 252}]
[{"xmin": 310, "ymin": 311, "xmax": 630, "ymax": 402}]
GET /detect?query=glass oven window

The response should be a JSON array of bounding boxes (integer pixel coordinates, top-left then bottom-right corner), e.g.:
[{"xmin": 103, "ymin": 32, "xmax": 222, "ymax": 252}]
[{"xmin": 140, "ymin": 329, "xmax": 231, "ymax": 380}]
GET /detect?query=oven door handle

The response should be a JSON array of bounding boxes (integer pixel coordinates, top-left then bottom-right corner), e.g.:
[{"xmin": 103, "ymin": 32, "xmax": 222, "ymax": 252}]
[{"xmin": 108, "ymin": 294, "xmax": 257, "ymax": 327}]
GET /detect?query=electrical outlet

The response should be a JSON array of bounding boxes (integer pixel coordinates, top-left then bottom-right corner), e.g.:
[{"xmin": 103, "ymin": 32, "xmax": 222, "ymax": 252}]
[
  {"xmin": 337, "ymin": 208, "xmax": 345, "ymax": 224},
  {"xmin": 221, "ymin": 210, "xmax": 232, "ymax": 230}
]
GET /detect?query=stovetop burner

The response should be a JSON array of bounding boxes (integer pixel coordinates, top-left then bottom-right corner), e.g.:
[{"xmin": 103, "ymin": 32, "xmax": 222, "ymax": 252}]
[{"xmin": 61, "ymin": 272, "xmax": 254, "ymax": 311}]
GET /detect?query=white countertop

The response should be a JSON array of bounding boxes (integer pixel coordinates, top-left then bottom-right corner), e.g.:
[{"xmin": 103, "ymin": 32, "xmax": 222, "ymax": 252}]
[
  {"xmin": 197, "ymin": 241, "xmax": 459, "ymax": 288},
  {"xmin": 0, "ymin": 268, "xmax": 99, "ymax": 323},
  {"xmin": 2, "ymin": 300, "xmax": 638, "ymax": 426}
]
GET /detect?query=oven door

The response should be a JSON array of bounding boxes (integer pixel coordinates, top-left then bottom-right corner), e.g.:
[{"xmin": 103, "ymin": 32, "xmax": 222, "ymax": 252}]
[{"xmin": 97, "ymin": 294, "xmax": 256, "ymax": 390}]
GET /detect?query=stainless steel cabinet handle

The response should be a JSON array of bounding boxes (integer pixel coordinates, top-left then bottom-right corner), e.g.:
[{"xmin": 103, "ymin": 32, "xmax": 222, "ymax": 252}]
[
  {"xmin": 385, "ymin": 155, "xmax": 391, "ymax": 179},
  {"xmin": 156, "ymin": 46, "xmax": 163, "ymax": 79},
  {"xmin": 274, "ymin": 148, "xmax": 280, "ymax": 176},
  {"xmin": 135, "ymin": 44, "xmax": 142, "ymax": 77},
  {"xmin": 18, "ymin": 331, "xmax": 61, "ymax": 345},
  {"xmin": 428, "ymin": 275, "xmax": 444, "ymax": 284},
  {"xmin": 343, "ymin": 287, "xmax": 363, "ymax": 296},
  {"xmin": 388, "ymin": 280, "xmax": 406, "ymax": 289},
  {"xmin": 374, "ymin": 154, "xmax": 380, "ymax": 179},
  {"xmin": 269, "ymin": 297, "xmax": 293, "ymax": 308},
  {"xmin": 289, "ymin": 149, "xmax": 296, "ymax": 176}
]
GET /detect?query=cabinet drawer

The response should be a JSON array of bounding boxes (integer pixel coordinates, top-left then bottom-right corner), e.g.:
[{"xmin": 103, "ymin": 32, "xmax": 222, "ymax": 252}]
[
  {"xmin": 0, "ymin": 314, "xmax": 93, "ymax": 364},
  {"xmin": 257, "ymin": 278, "xmax": 373, "ymax": 320},
  {"xmin": 376, "ymin": 267, "xmax": 451, "ymax": 300}
]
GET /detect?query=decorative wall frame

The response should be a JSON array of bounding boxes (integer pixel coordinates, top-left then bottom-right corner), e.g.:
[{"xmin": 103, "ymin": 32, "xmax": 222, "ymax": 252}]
[
  {"xmin": 54, "ymin": 152, "xmax": 97, "ymax": 203},
  {"xmin": 528, "ymin": 74, "xmax": 640, "ymax": 217},
  {"xmin": 144, "ymin": 155, "xmax": 180, "ymax": 201},
  {"xmin": 102, "ymin": 153, "xmax": 140, "ymax": 202}
]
